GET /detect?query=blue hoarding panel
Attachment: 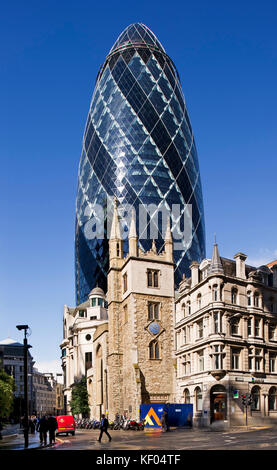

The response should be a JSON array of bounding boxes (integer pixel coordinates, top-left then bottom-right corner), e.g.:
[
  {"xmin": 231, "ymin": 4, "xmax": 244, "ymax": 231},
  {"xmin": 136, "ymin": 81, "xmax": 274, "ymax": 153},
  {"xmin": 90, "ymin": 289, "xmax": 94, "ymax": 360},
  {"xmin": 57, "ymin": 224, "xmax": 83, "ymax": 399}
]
[
  {"xmin": 168, "ymin": 404, "xmax": 193, "ymax": 427},
  {"xmin": 140, "ymin": 404, "xmax": 166, "ymax": 428},
  {"xmin": 140, "ymin": 404, "xmax": 193, "ymax": 428}
]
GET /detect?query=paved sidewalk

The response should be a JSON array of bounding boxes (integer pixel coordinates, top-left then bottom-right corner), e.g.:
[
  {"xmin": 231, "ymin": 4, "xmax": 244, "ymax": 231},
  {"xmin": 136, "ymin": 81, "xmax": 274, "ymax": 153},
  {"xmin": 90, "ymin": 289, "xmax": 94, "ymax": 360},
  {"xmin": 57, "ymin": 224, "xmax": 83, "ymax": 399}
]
[
  {"xmin": 0, "ymin": 426, "xmax": 42, "ymax": 450},
  {"xmin": 1, "ymin": 423, "xmax": 21, "ymax": 438}
]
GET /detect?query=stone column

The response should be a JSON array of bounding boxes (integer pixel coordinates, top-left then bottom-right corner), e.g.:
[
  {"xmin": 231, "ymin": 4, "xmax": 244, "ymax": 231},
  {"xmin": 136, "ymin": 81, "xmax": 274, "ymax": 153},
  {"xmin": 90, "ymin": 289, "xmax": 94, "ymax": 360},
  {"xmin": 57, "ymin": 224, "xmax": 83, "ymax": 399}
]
[
  {"xmin": 251, "ymin": 316, "xmax": 255, "ymax": 336},
  {"xmin": 264, "ymin": 320, "xmax": 269, "ymax": 342},
  {"xmin": 264, "ymin": 349, "xmax": 269, "ymax": 374},
  {"xmin": 243, "ymin": 346, "xmax": 248, "ymax": 371},
  {"xmin": 204, "ymin": 315, "xmax": 209, "ymax": 337},
  {"xmin": 242, "ymin": 315, "xmax": 248, "ymax": 340},
  {"xmin": 260, "ymin": 317, "xmax": 264, "ymax": 339},
  {"xmin": 225, "ymin": 345, "xmax": 231, "ymax": 370},
  {"xmin": 263, "ymin": 393, "xmax": 268, "ymax": 417},
  {"xmin": 224, "ymin": 313, "xmax": 230, "ymax": 336}
]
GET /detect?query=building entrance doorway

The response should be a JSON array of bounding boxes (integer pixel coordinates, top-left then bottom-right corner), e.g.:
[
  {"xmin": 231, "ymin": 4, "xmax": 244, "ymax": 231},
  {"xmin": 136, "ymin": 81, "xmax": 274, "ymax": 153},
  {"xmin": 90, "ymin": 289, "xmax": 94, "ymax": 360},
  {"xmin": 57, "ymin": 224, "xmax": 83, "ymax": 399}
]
[{"xmin": 210, "ymin": 385, "xmax": 227, "ymax": 422}]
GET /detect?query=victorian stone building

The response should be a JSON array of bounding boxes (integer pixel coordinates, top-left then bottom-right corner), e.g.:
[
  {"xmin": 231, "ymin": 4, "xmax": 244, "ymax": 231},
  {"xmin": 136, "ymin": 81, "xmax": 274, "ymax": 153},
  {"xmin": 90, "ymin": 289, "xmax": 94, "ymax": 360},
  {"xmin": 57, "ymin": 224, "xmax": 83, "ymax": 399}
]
[
  {"xmin": 175, "ymin": 241, "xmax": 277, "ymax": 427},
  {"xmin": 60, "ymin": 287, "xmax": 108, "ymax": 415},
  {"xmin": 61, "ymin": 209, "xmax": 277, "ymax": 427},
  {"xmin": 61, "ymin": 203, "xmax": 176, "ymax": 420},
  {"xmin": 106, "ymin": 203, "xmax": 176, "ymax": 420}
]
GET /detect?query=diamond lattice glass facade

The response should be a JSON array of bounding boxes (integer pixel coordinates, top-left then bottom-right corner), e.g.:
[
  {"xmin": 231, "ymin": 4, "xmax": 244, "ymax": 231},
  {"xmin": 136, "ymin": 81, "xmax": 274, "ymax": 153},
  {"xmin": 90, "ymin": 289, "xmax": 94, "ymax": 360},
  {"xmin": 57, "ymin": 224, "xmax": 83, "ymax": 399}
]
[{"xmin": 75, "ymin": 23, "xmax": 206, "ymax": 304}]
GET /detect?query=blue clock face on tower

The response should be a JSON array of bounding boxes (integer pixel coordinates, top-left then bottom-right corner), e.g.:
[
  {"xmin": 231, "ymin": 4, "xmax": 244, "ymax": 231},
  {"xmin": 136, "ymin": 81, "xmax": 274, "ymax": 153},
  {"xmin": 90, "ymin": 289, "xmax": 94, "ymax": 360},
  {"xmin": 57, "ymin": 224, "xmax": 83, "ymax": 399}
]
[{"xmin": 148, "ymin": 322, "xmax": 161, "ymax": 336}]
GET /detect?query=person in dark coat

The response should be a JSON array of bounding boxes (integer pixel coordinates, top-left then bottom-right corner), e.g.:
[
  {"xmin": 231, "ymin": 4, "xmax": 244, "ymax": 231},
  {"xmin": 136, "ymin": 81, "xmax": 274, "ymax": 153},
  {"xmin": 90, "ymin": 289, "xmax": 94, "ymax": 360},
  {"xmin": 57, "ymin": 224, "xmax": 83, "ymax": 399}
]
[
  {"xmin": 164, "ymin": 409, "xmax": 170, "ymax": 432},
  {"xmin": 38, "ymin": 416, "xmax": 48, "ymax": 446},
  {"xmin": 47, "ymin": 415, "xmax": 58, "ymax": 445},
  {"xmin": 29, "ymin": 417, "xmax": 35, "ymax": 434},
  {"xmin": 161, "ymin": 409, "xmax": 169, "ymax": 432},
  {"xmin": 161, "ymin": 411, "xmax": 166, "ymax": 431},
  {"xmin": 98, "ymin": 414, "xmax": 112, "ymax": 443}
]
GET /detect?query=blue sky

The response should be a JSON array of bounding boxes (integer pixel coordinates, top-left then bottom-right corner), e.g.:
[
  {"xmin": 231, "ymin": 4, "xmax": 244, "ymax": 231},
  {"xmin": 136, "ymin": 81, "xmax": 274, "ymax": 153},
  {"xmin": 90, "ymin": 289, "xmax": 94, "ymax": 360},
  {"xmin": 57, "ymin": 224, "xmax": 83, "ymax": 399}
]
[{"xmin": 0, "ymin": 0, "xmax": 276, "ymax": 374}]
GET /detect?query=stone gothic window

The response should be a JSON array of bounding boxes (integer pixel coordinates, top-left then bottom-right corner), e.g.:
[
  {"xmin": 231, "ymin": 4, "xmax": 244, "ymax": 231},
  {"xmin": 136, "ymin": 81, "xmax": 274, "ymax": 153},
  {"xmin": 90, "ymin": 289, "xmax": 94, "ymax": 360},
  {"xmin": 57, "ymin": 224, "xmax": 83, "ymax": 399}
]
[
  {"xmin": 254, "ymin": 292, "xmax": 260, "ymax": 308},
  {"xmin": 213, "ymin": 285, "xmax": 219, "ymax": 302},
  {"xmin": 197, "ymin": 294, "xmax": 202, "ymax": 309},
  {"xmin": 147, "ymin": 270, "xmax": 159, "ymax": 288},
  {"xmin": 184, "ymin": 388, "xmax": 190, "ymax": 404},
  {"xmin": 213, "ymin": 312, "xmax": 221, "ymax": 333},
  {"xmin": 269, "ymin": 387, "xmax": 277, "ymax": 411},
  {"xmin": 269, "ymin": 324, "xmax": 276, "ymax": 341},
  {"xmin": 148, "ymin": 302, "xmax": 160, "ymax": 321},
  {"xmin": 186, "ymin": 301, "xmax": 191, "ymax": 316},
  {"xmin": 198, "ymin": 350, "xmax": 204, "ymax": 371},
  {"xmin": 251, "ymin": 386, "xmax": 261, "ymax": 411},
  {"xmin": 123, "ymin": 305, "xmax": 128, "ymax": 324},
  {"xmin": 212, "ymin": 344, "xmax": 224, "ymax": 369},
  {"xmin": 149, "ymin": 340, "xmax": 160, "ymax": 360},
  {"xmin": 231, "ymin": 288, "xmax": 238, "ymax": 304},
  {"xmin": 198, "ymin": 319, "xmax": 204, "ymax": 339},
  {"xmin": 123, "ymin": 273, "xmax": 128, "ymax": 293},
  {"xmin": 231, "ymin": 348, "xmax": 241, "ymax": 370},
  {"xmin": 248, "ymin": 317, "xmax": 252, "ymax": 336},
  {"xmin": 254, "ymin": 318, "xmax": 261, "ymax": 337},
  {"xmin": 231, "ymin": 317, "xmax": 240, "ymax": 335},
  {"xmin": 269, "ymin": 354, "xmax": 276, "ymax": 372},
  {"xmin": 195, "ymin": 387, "xmax": 203, "ymax": 411}
]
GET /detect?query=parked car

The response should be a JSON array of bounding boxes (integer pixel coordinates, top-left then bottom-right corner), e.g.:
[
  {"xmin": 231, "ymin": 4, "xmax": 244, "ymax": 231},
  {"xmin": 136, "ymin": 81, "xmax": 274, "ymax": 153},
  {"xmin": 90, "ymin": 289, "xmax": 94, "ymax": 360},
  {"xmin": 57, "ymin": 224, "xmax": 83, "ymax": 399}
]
[{"xmin": 56, "ymin": 415, "xmax": 75, "ymax": 436}]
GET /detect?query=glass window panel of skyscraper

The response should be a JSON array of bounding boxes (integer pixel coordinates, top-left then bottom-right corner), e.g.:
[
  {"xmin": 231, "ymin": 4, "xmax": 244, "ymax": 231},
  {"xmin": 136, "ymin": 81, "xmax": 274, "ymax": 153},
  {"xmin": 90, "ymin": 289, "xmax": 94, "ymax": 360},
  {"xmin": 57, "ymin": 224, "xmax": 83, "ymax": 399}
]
[{"xmin": 75, "ymin": 23, "xmax": 206, "ymax": 304}]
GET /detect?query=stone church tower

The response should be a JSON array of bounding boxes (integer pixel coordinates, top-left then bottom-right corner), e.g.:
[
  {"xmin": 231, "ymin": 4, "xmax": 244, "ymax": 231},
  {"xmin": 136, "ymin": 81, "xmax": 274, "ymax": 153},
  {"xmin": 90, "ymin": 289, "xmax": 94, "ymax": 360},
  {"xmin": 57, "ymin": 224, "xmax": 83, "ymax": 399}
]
[{"xmin": 107, "ymin": 202, "xmax": 176, "ymax": 420}]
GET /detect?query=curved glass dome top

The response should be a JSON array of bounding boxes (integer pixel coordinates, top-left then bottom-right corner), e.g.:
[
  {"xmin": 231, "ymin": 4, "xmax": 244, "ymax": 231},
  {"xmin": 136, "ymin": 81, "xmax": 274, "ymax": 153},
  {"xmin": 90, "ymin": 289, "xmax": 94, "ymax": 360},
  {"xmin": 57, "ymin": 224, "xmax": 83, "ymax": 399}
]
[
  {"xmin": 75, "ymin": 23, "xmax": 206, "ymax": 304},
  {"xmin": 109, "ymin": 23, "xmax": 165, "ymax": 54}
]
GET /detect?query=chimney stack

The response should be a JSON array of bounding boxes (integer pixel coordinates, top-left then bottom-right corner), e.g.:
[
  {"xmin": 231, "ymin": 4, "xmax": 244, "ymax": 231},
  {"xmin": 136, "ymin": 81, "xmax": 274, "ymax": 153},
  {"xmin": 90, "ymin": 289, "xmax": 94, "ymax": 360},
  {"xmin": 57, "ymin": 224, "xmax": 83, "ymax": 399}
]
[{"xmin": 234, "ymin": 252, "xmax": 247, "ymax": 279}]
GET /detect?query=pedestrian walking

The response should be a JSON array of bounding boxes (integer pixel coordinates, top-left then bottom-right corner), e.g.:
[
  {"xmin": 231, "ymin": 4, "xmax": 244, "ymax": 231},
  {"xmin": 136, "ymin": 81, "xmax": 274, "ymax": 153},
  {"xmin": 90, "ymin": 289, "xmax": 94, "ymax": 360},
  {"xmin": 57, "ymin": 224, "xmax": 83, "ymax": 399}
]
[
  {"xmin": 161, "ymin": 411, "xmax": 166, "ymax": 431},
  {"xmin": 164, "ymin": 409, "xmax": 170, "ymax": 432},
  {"xmin": 161, "ymin": 409, "xmax": 169, "ymax": 432},
  {"xmin": 98, "ymin": 414, "xmax": 112, "ymax": 443},
  {"xmin": 37, "ymin": 416, "xmax": 48, "ymax": 446},
  {"xmin": 29, "ymin": 416, "xmax": 35, "ymax": 434},
  {"xmin": 47, "ymin": 415, "xmax": 58, "ymax": 445}
]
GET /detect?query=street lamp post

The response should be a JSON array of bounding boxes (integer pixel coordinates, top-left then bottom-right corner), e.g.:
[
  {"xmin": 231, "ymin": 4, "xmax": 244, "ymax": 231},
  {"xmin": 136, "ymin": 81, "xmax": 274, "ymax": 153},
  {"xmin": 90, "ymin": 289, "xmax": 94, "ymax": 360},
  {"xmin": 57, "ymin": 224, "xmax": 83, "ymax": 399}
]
[
  {"xmin": 55, "ymin": 373, "xmax": 62, "ymax": 415},
  {"xmin": 16, "ymin": 325, "xmax": 31, "ymax": 449}
]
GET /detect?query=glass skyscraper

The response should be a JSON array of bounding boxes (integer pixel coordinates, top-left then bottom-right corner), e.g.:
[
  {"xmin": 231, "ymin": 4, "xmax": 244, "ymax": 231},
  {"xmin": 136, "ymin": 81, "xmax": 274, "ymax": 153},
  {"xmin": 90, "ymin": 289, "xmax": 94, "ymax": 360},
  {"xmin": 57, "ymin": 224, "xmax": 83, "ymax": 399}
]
[{"xmin": 75, "ymin": 23, "xmax": 206, "ymax": 304}]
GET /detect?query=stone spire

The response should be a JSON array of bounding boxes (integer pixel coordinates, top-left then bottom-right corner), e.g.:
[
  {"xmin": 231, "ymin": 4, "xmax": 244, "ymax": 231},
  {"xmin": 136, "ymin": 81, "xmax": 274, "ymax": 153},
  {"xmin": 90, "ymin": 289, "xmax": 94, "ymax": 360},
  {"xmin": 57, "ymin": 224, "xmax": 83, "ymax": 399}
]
[
  {"xmin": 209, "ymin": 234, "xmax": 224, "ymax": 274},
  {"xmin": 128, "ymin": 209, "xmax": 138, "ymax": 257},
  {"xmin": 165, "ymin": 216, "xmax": 172, "ymax": 242},
  {"xmin": 164, "ymin": 216, "xmax": 173, "ymax": 262},
  {"xmin": 110, "ymin": 197, "xmax": 122, "ymax": 240},
  {"xmin": 109, "ymin": 197, "xmax": 123, "ymax": 262}
]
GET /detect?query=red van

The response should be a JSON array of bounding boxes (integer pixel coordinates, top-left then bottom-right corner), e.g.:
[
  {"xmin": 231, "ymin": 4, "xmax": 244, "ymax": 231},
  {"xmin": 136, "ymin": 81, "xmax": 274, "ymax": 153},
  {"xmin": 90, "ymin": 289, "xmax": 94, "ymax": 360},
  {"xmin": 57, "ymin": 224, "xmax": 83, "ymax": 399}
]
[{"xmin": 56, "ymin": 415, "xmax": 75, "ymax": 436}]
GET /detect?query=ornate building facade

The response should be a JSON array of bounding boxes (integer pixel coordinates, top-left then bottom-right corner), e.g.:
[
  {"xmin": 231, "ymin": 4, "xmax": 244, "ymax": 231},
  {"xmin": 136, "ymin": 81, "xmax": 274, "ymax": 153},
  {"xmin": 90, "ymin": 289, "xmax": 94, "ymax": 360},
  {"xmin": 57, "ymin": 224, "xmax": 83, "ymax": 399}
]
[
  {"xmin": 62, "ymin": 209, "xmax": 277, "ymax": 426},
  {"xmin": 61, "ymin": 287, "xmax": 108, "ymax": 414},
  {"xmin": 105, "ymin": 202, "xmax": 175, "ymax": 420},
  {"xmin": 175, "ymin": 244, "xmax": 277, "ymax": 427}
]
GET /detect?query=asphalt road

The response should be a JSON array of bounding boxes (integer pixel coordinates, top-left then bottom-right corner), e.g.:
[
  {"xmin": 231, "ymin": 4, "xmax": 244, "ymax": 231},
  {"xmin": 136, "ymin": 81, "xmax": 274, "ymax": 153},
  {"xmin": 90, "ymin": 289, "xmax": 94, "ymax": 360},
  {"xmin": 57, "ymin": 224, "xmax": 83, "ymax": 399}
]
[
  {"xmin": 1, "ymin": 426, "xmax": 277, "ymax": 451},
  {"xmin": 37, "ymin": 426, "xmax": 277, "ymax": 451}
]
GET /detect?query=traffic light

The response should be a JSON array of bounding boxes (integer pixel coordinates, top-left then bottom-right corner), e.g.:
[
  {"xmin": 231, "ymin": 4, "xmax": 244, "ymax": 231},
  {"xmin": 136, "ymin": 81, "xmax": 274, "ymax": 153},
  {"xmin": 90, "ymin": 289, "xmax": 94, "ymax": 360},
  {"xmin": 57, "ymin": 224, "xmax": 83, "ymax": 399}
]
[
  {"xmin": 242, "ymin": 394, "xmax": 247, "ymax": 406},
  {"xmin": 247, "ymin": 395, "xmax": 253, "ymax": 406}
]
